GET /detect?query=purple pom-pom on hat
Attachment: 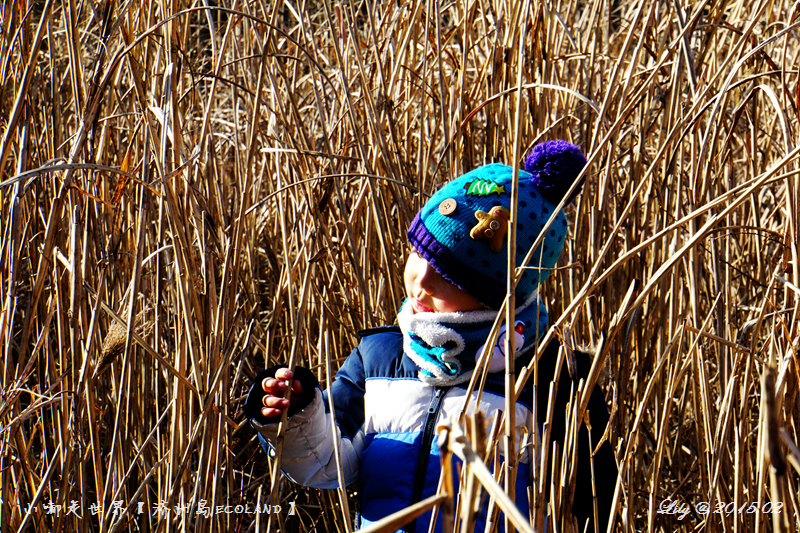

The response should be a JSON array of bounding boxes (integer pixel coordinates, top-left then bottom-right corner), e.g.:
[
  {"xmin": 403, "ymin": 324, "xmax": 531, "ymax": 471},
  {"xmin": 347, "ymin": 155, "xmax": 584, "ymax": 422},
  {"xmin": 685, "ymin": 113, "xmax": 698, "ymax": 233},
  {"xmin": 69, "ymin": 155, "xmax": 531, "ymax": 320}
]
[{"xmin": 524, "ymin": 140, "xmax": 587, "ymax": 205}]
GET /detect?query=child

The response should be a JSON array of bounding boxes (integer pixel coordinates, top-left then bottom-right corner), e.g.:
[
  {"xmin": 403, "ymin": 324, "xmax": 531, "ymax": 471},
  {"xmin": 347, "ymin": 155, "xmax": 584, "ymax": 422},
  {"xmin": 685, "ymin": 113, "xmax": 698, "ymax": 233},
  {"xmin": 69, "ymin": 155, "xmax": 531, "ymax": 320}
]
[{"xmin": 245, "ymin": 140, "xmax": 616, "ymax": 532}]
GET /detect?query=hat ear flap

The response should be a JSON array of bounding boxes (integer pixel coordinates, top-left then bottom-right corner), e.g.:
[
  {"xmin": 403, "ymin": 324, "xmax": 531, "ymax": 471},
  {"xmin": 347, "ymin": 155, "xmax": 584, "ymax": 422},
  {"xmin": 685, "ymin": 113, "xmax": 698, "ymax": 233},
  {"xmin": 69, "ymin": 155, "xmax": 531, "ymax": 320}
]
[{"xmin": 524, "ymin": 140, "xmax": 587, "ymax": 204}]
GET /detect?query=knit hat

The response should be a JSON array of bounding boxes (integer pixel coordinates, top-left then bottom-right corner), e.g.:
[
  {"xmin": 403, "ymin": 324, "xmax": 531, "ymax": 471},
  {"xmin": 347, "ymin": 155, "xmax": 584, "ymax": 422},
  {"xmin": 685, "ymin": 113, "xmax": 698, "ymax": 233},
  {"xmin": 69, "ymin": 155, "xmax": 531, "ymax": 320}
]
[{"xmin": 407, "ymin": 140, "xmax": 586, "ymax": 310}]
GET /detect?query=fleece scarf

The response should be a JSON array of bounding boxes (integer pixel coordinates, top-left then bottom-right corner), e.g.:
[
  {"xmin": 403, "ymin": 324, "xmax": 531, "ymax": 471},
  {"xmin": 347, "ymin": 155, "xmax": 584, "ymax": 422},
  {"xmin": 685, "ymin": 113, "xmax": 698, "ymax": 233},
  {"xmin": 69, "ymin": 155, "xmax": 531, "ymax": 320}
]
[{"xmin": 397, "ymin": 294, "xmax": 549, "ymax": 386}]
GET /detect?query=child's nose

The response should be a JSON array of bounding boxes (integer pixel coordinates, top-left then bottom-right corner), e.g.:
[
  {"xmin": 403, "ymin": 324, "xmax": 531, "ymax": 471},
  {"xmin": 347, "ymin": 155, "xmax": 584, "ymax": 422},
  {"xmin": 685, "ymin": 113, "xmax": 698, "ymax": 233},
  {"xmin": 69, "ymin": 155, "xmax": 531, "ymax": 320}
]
[{"xmin": 417, "ymin": 263, "xmax": 439, "ymax": 292}]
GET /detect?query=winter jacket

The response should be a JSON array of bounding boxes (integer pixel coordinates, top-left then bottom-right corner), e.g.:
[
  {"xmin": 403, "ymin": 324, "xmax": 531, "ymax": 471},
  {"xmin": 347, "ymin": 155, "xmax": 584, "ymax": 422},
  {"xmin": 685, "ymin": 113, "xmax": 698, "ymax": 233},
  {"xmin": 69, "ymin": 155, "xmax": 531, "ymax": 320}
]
[{"xmin": 245, "ymin": 326, "xmax": 616, "ymax": 532}]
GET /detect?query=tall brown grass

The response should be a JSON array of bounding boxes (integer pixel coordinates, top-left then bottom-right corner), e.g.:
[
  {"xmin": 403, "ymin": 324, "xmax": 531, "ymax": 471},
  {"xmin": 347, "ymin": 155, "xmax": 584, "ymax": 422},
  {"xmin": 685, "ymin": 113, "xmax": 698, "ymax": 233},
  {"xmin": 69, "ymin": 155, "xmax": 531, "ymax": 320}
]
[{"xmin": 1, "ymin": 0, "xmax": 800, "ymax": 531}]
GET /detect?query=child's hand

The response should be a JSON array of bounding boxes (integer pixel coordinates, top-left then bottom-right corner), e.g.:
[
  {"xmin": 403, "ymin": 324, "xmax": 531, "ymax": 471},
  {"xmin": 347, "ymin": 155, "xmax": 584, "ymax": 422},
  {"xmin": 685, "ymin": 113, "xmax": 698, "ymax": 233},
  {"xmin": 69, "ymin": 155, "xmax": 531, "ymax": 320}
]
[{"xmin": 260, "ymin": 368, "xmax": 304, "ymax": 418}]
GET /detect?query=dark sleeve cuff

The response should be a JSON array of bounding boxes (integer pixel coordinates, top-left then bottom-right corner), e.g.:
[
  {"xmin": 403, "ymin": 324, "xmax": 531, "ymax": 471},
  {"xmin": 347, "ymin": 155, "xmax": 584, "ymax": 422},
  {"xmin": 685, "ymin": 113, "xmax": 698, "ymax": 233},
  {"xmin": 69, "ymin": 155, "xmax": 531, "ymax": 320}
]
[{"xmin": 244, "ymin": 365, "xmax": 320, "ymax": 425}]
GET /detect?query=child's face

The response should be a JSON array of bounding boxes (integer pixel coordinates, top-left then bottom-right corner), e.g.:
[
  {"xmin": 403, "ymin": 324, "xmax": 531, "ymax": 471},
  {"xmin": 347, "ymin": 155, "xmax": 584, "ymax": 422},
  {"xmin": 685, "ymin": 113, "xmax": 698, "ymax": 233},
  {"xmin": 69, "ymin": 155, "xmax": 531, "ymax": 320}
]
[{"xmin": 404, "ymin": 249, "xmax": 485, "ymax": 313}]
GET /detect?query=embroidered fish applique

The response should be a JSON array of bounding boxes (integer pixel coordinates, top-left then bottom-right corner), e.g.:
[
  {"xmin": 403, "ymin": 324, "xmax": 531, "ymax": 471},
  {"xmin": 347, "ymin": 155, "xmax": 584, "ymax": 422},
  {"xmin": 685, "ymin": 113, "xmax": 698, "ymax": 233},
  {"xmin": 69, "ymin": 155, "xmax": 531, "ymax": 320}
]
[{"xmin": 408, "ymin": 334, "xmax": 460, "ymax": 376}]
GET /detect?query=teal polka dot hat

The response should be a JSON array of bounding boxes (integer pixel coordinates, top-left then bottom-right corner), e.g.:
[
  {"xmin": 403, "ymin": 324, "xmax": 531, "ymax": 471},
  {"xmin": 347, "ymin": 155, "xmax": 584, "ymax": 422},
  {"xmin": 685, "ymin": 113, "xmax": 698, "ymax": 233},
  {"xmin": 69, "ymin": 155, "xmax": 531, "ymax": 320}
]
[{"xmin": 407, "ymin": 140, "xmax": 587, "ymax": 309}]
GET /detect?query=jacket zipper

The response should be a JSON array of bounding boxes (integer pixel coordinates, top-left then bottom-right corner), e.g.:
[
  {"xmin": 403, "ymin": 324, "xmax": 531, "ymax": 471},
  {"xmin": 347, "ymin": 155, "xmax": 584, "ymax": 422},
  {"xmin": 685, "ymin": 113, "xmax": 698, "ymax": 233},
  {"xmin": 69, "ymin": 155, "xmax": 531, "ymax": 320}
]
[{"xmin": 408, "ymin": 386, "xmax": 449, "ymax": 532}]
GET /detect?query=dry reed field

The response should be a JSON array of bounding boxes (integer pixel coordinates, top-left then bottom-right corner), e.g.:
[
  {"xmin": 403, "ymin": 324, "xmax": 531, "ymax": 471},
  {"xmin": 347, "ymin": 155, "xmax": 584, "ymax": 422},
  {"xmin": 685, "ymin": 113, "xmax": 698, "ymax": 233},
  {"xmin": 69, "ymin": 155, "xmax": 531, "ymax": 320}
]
[{"xmin": 3, "ymin": 0, "xmax": 800, "ymax": 531}]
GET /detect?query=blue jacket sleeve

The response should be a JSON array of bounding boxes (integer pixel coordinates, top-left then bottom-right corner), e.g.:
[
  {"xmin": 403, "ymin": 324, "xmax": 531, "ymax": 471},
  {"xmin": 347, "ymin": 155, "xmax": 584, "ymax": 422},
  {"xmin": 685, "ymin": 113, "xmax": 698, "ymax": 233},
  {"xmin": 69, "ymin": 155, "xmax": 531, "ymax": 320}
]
[
  {"xmin": 324, "ymin": 343, "xmax": 366, "ymax": 440},
  {"xmin": 535, "ymin": 341, "xmax": 617, "ymax": 533}
]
